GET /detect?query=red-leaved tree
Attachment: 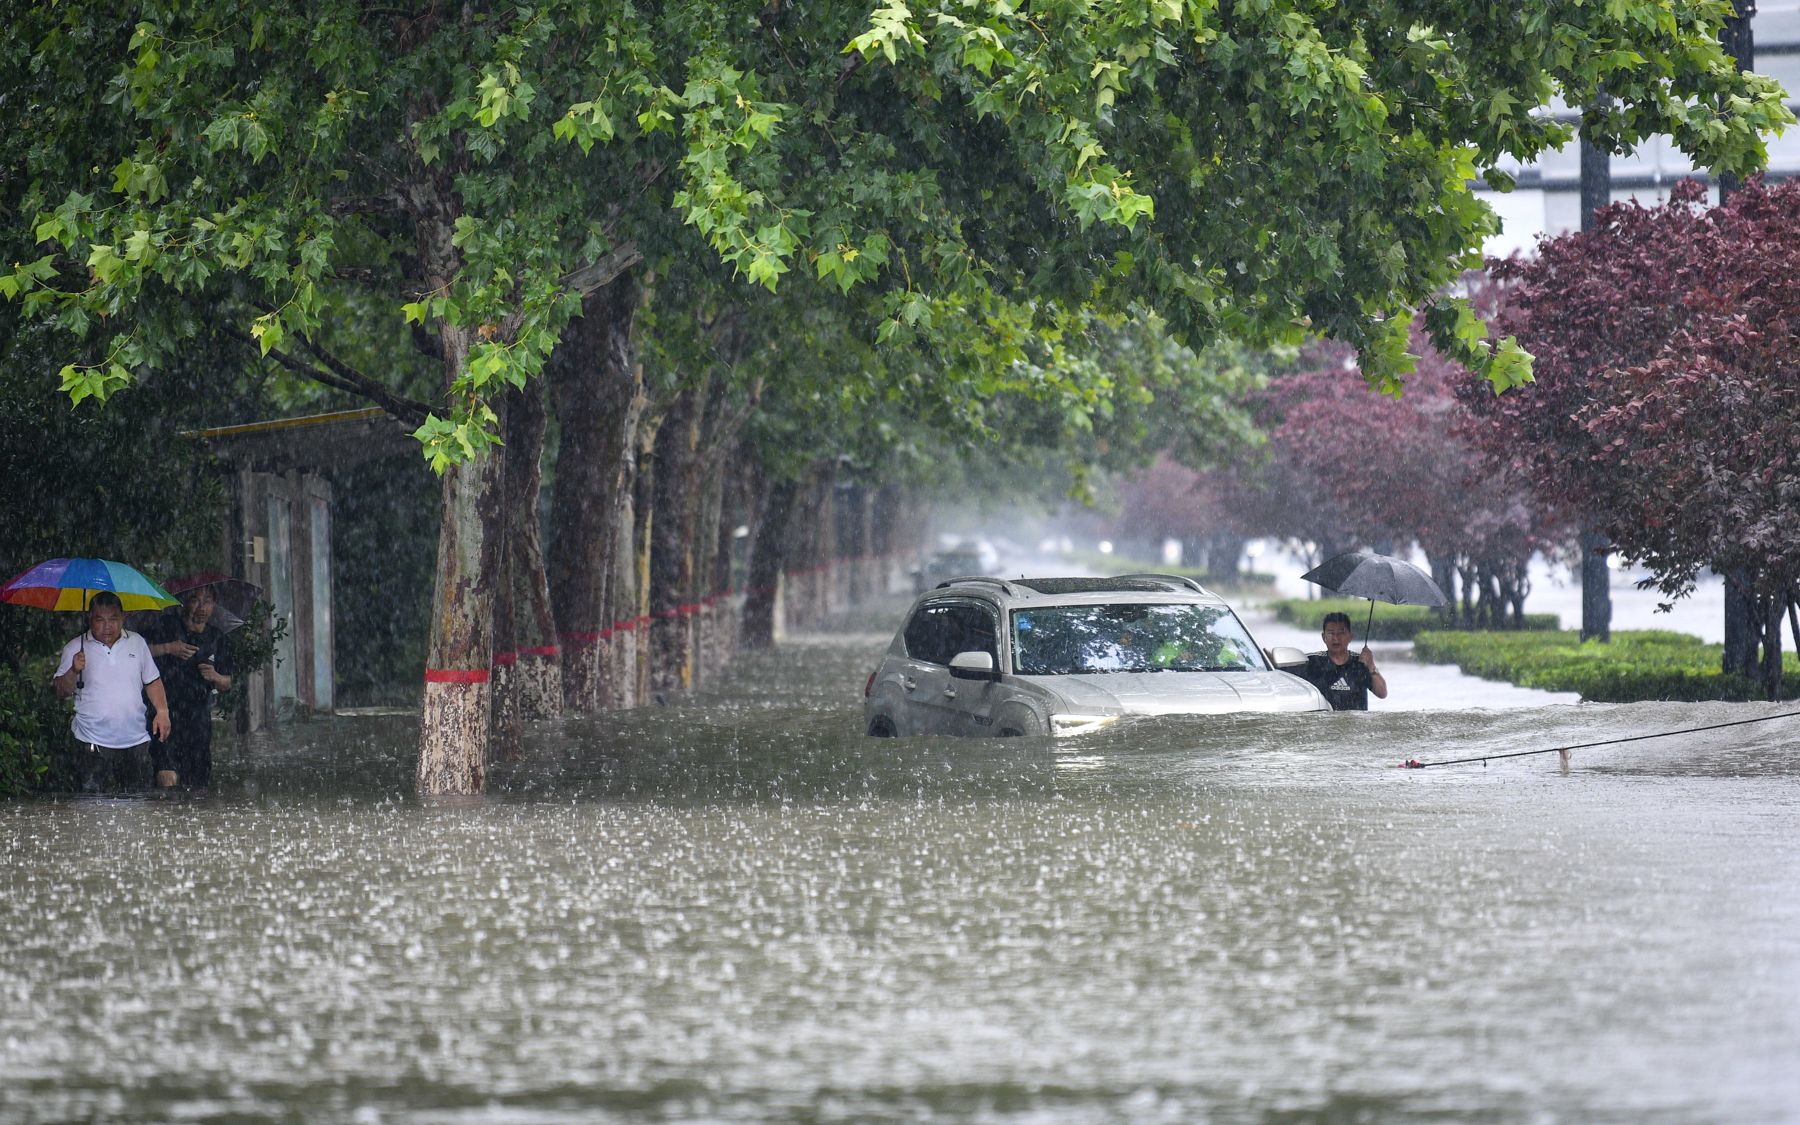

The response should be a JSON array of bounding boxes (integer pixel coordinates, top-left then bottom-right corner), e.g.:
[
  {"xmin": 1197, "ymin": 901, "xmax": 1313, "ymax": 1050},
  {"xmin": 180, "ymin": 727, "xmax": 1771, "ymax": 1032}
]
[
  {"xmin": 1476, "ymin": 179, "xmax": 1800, "ymax": 696},
  {"xmin": 1234, "ymin": 333, "xmax": 1560, "ymax": 624}
]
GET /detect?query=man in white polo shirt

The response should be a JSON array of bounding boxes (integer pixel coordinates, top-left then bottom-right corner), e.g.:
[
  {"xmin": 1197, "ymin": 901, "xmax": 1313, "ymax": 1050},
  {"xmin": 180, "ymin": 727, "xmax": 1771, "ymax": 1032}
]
[{"xmin": 52, "ymin": 592, "xmax": 172, "ymax": 793}]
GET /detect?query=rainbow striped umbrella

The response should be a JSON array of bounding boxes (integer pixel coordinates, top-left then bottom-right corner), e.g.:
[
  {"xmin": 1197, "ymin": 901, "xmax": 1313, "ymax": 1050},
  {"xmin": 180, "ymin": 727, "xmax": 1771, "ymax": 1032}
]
[{"xmin": 1, "ymin": 557, "xmax": 179, "ymax": 612}]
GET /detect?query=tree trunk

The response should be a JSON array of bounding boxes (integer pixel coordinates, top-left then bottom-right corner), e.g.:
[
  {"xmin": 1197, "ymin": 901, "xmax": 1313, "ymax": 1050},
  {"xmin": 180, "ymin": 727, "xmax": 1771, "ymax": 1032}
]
[
  {"xmin": 409, "ymin": 168, "xmax": 498, "ymax": 795},
  {"xmin": 832, "ymin": 482, "xmax": 863, "ymax": 603},
  {"xmin": 649, "ymin": 384, "xmax": 708, "ymax": 694},
  {"xmin": 417, "ymin": 414, "xmax": 504, "ymax": 795},
  {"xmin": 705, "ymin": 453, "xmax": 743, "ymax": 666},
  {"xmin": 788, "ymin": 470, "xmax": 835, "ymax": 631},
  {"xmin": 629, "ymin": 416, "xmax": 660, "ymax": 704},
  {"xmin": 870, "ymin": 484, "xmax": 904, "ymax": 596},
  {"xmin": 500, "ymin": 378, "xmax": 561, "ymax": 723},
  {"xmin": 491, "ymin": 454, "xmax": 521, "ymax": 760},
  {"xmin": 1579, "ymin": 534, "xmax": 1612, "ymax": 643},
  {"xmin": 546, "ymin": 273, "xmax": 642, "ymax": 712},
  {"xmin": 1456, "ymin": 560, "xmax": 1477, "ymax": 627},
  {"xmin": 1427, "ymin": 552, "xmax": 1458, "ymax": 626},
  {"xmin": 742, "ymin": 475, "xmax": 798, "ymax": 650},
  {"xmin": 1723, "ymin": 568, "xmax": 1755, "ymax": 676},
  {"xmin": 1758, "ymin": 591, "xmax": 1785, "ymax": 702}
]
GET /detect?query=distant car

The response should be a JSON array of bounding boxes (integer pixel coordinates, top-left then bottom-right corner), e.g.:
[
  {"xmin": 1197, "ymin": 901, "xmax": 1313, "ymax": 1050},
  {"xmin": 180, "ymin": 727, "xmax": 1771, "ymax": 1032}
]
[
  {"xmin": 911, "ymin": 545, "xmax": 996, "ymax": 593},
  {"xmin": 864, "ymin": 574, "xmax": 1325, "ymax": 737}
]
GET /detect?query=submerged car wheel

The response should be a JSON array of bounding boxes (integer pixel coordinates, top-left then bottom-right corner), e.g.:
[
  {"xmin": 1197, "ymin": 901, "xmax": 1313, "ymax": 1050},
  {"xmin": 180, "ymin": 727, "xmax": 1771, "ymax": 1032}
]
[{"xmin": 867, "ymin": 717, "xmax": 897, "ymax": 738}]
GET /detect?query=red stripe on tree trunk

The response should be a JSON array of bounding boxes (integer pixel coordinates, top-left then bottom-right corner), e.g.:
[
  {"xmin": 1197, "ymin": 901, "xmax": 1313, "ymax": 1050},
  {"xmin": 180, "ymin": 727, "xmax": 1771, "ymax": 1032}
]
[{"xmin": 425, "ymin": 668, "xmax": 491, "ymax": 683}]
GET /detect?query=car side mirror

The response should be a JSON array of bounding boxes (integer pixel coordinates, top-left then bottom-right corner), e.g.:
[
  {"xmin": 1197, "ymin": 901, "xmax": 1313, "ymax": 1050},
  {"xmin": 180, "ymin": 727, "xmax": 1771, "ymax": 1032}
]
[
  {"xmin": 948, "ymin": 651, "xmax": 1001, "ymax": 682},
  {"xmin": 1267, "ymin": 646, "xmax": 1309, "ymax": 670}
]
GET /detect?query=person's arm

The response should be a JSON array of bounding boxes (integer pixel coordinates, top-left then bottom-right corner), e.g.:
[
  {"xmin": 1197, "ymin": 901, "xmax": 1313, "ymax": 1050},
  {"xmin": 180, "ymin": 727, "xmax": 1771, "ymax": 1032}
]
[
  {"xmin": 199, "ymin": 660, "xmax": 232, "ymax": 693},
  {"xmin": 53, "ymin": 648, "xmax": 83, "ymax": 699},
  {"xmin": 145, "ymin": 677, "xmax": 172, "ymax": 741},
  {"xmin": 1360, "ymin": 646, "xmax": 1388, "ymax": 699},
  {"xmin": 151, "ymin": 636, "xmax": 197, "ymax": 661}
]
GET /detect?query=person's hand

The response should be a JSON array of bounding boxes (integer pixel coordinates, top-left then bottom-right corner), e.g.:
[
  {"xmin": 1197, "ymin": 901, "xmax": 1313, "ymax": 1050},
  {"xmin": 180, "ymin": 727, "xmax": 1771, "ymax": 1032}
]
[
  {"xmin": 165, "ymin": 640, "xmax": 198, "ymax": 661},
  {"xmin": 151, "ymin": 709, "xmax": 171, "ymax": 741},
  {"xmin": 1359, "ymin": 645, "xmax": 1379, "ymax": 674},
  {"xmin": 199, "ymin": 661, "xmax": 226, "ymax": 688},
  {"xmin": 70, "ymin": 649, "xmax": 86, "ymax": 676}
]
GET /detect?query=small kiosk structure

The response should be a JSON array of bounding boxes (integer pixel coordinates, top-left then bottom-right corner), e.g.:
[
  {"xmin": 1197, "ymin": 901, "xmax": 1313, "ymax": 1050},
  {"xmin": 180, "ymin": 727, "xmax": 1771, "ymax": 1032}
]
[{"xmin": 193, "ymin": 407, "xmax": 417, "ymax": 730}]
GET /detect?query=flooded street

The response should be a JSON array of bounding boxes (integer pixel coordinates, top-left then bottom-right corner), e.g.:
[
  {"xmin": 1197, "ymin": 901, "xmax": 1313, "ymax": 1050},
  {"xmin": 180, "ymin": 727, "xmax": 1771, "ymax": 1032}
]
[{"xmin": 4, "ymin": 629, "xmax": 1799, "ymax": 1123}]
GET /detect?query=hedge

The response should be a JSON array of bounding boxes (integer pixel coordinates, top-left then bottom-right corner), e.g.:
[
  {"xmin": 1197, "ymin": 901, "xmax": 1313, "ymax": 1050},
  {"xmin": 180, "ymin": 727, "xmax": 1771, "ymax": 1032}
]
[
  {"xmin": 1413, "ymin": 629, "xmax": 1800, "ymax": 702},
  {"xmin": 1263, "ymin": 597, "xmax": 1559, "ymax": 641}
]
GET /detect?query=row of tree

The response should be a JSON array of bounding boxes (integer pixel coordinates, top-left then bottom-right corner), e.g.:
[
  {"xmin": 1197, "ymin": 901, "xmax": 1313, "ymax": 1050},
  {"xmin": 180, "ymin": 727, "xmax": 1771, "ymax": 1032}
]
[
  {"xmin": 3, "ymin": 2, "xmax": 1790, "ymax": 789},
  {"xmin": 1104, "ymin": 176, "xmax": 1800, "ymax": 700},
  {"xmin": 1111, "ymin": 322, "xmax": 1558, "ymax": 630}
]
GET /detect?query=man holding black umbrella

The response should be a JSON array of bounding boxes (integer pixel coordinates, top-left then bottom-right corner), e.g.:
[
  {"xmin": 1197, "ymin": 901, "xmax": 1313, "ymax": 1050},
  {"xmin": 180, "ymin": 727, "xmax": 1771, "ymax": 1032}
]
[
  {"xmin": 1300, "ymin": 611, "xmax": 1388, "ymax": 711},
  {"xmin": 1291, "ymin": 548, "xmax": 1448, "ymax": 711},
  {"xmin": 51, "ymin": 591, "xmax": 172, "ymax": 792}
]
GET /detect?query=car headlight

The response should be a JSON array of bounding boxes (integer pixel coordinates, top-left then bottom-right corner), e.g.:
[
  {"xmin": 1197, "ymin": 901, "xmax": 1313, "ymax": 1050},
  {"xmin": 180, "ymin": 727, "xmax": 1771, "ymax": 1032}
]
[{"xmin": 1050, "ymin": 713, "xmax": 1120, "ymax": 737}]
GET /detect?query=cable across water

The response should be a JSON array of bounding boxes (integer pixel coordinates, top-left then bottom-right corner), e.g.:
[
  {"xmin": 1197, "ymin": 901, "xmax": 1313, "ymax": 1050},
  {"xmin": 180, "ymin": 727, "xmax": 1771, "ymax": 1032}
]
[{"xmin": 1397, "ymin": 708, "xmax": 1800, "ymax": 769}]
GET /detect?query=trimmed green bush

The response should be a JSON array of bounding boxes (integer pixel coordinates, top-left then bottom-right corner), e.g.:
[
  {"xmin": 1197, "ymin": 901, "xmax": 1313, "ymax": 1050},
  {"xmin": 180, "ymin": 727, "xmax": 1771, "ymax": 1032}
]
[
  {"xmin": 1413, "ymin": 629, "xmax": 1800, "ymax": 702},
  {"xmin": 1263, "ymin": 597, "xmax": 1559, "ymax": 641}
]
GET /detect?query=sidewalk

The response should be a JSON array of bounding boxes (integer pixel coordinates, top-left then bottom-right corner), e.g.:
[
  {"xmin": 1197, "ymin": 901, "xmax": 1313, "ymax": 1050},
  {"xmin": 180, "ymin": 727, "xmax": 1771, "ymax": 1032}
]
[
  {"xmin": 1251, "ymin": 543, "xmax": 1725, "ymax": 641},
  {"xmin": 1239, "ymin": 544, "xmax": 1727, "ymax": 711}
]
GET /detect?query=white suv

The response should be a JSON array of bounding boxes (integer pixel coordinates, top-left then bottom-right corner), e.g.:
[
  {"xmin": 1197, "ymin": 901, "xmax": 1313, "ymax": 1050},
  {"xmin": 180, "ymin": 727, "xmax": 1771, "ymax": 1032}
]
[{"xmin": 863, "ymin": 574, "xmax": 1325, "ymax": 737}]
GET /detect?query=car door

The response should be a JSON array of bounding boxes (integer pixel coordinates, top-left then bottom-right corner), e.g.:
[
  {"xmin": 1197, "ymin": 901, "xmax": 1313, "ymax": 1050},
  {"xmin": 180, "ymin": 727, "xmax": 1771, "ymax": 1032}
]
[
  {"xmin": 897, "ymin": 602, "xmax": 962, "ymax": 734},
  {"xmin": 937, "ymin": 601, "xmax": 1006, "ymax": 737}
]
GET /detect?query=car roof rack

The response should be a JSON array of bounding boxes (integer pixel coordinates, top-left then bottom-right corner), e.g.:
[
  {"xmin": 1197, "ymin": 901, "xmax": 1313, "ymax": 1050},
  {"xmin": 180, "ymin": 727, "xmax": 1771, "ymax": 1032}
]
[
  {"xmin": 1110, "ymin": 573, "xmax": 1215, "ymax": 595},
  {"xmin": 934, "ymin": 575, "xmax": 1023, "ymax": 596},
  {"xmin": 992, "ymin": 575, "xmax": 1222, "ymax": 597}
]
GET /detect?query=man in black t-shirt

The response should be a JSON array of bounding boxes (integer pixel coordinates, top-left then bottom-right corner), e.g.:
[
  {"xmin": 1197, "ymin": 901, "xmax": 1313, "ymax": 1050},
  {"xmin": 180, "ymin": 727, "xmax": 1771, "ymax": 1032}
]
[{"xmin": 1300, "ymin": 611, "xmax": 1387, "ymax": 711}]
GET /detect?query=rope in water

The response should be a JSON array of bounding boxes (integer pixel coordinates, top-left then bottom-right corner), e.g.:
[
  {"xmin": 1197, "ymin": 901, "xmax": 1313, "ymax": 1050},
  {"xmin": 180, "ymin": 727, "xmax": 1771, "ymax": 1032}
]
[{"xmin": 1398, "ymin": 708, "xmax": 1800, "ymax": 769}]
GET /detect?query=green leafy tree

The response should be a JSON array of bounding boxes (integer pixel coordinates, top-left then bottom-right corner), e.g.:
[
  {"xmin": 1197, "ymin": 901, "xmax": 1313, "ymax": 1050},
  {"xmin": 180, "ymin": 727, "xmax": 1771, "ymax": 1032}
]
[
  {"xmin": 844, "ymin": 0, "xmax": 1790, "ymax": 391},
  {"xmin": 5, "ymin": 1, "xmax": 1788, "ymax": 792}
]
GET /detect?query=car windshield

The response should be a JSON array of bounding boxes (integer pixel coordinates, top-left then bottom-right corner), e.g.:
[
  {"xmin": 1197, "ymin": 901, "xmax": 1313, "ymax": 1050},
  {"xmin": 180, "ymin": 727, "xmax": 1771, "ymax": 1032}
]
[{"xmin": 1010, "ymin": 603, "xmax": 1268, "ymax": 675}]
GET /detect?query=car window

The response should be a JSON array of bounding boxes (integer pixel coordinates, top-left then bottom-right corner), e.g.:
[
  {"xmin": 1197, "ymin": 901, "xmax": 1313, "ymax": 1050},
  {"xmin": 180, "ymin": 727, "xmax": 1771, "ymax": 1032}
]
[
  {"xmin": 903, "ymin": 601, "xmax": 999, "ymax": 666},
  {"xmin": 1010, "ymin": 603, "xmax": 1268, "ymax": 675}
]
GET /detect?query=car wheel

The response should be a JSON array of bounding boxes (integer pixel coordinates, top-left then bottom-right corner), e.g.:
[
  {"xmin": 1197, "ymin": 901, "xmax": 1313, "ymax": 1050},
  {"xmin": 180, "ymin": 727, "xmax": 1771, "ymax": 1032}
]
[
  {"xmin": 996, "ymin": 727, "xmax": 1025, "ymax": 737},
  {"xmin": 867, "ymin": 717, "xmax": 897, "ymax": 738}
]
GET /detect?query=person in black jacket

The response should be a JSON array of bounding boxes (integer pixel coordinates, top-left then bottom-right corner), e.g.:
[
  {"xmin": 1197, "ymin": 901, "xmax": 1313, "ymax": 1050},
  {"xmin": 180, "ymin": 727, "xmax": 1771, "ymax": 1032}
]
[
  {"xmin": 1300, "ymin": 611, "xmax": 1387, "ymax": 711},
  {"xmin": 143, "ymin": 585, "xmax": 234, "ymax": 788}
]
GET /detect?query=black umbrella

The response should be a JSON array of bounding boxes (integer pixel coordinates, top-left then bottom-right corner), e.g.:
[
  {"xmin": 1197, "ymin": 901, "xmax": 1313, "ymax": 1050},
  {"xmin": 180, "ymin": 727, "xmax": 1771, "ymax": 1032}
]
[{"xmin": 1300, "ymin": 549, "xmax": 1447, "ymax": 638}]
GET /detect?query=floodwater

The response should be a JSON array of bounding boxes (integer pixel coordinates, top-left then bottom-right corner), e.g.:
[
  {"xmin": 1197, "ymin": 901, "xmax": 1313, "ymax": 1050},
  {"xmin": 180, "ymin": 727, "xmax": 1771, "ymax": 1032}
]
[{"xmin": 4, "ymin": 629, "xmax": 1799, "ymax": 1123}]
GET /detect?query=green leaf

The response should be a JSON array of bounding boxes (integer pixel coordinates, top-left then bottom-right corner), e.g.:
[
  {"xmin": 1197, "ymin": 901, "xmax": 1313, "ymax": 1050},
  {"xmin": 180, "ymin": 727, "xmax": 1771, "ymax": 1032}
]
[
  {"xmin": 250, "ymin": 313, "xmax": 284, "ymax": 356},
  {"xmin": 87, "ymin": 244, "xmax": 125, "ymax": 285}
]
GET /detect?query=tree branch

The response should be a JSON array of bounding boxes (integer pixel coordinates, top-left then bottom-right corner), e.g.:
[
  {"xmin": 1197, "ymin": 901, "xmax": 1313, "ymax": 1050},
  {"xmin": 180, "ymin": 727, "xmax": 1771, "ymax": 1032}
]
[
  {"xmin": 325, "ymin": 193, "xmax": 406, "ymax": 217},
  {"xmin": 497, "ymin": 239, "xmax": 646, "ymax": 341},
  {"xmin": 559, "ymin": 241, "xmax": 644, "ymax": 300},
  {"xmin": 222, "ymin": 325, "xmax": 431, "ymax": 428}
]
